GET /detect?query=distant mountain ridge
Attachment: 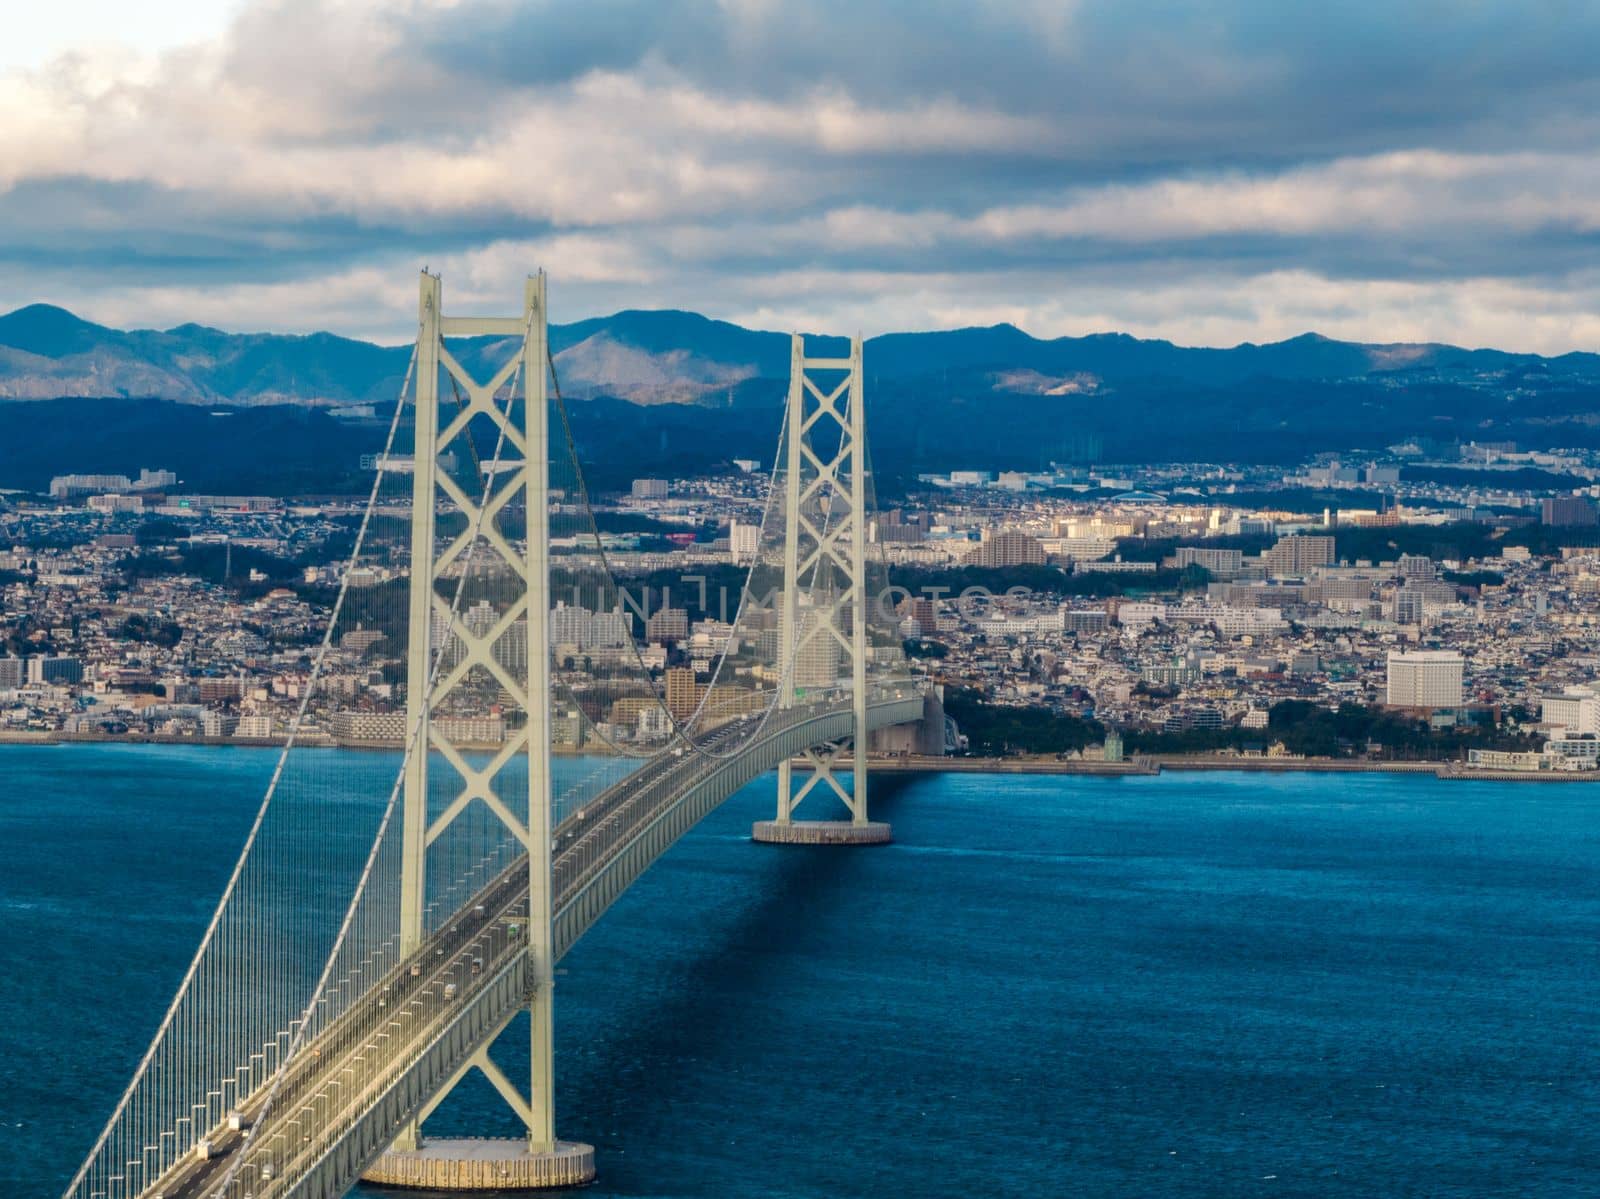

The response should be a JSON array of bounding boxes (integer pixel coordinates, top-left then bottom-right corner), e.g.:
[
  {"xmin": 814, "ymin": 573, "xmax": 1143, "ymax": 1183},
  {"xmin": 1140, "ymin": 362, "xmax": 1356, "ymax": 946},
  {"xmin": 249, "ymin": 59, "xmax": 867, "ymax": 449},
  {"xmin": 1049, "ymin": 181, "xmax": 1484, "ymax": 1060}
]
[{"xmin": 3, "ymin": 302, "xmax": 1596, "ymax": 407}]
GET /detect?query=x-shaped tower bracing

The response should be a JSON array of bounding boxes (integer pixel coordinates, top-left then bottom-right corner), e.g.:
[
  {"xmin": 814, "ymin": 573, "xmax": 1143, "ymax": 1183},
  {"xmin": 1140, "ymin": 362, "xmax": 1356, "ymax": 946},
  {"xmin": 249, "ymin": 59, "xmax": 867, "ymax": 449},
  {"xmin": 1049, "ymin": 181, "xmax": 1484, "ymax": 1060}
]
[
  {"xmin": 396, "ymin": 272, "xmax": 568, "ymax": 1161},
  {"xmin": 763, "ymin": 334, "xmax": 888, "ymax": 841},
  {"xmin": 59, "ymin": 278, "xmax": 912, "ymax": 1199}
]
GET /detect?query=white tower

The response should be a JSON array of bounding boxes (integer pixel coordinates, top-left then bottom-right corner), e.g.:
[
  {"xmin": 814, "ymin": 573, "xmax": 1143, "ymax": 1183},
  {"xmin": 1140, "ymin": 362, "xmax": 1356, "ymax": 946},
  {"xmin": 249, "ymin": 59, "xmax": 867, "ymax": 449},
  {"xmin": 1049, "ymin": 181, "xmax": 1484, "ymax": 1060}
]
[
  {"xmin": 753, "ymin": 334, "xmax": 890, "ymax": 846},
  {"xmin": 366, "ymin": 271, "xmax": 595, "ymax": 1188}
]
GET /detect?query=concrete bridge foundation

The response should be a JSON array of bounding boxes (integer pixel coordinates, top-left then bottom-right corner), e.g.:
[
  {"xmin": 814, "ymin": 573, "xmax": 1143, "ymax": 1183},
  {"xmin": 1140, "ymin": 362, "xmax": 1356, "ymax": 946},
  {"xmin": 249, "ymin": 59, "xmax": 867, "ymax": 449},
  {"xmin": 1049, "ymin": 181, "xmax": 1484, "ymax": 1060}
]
[
  {"xmin": 752, "ymin": 818, "xmax": 891, "ymax": 845},
  {"xmin": 360, "ymin": 1138, "xmax": 596, "ymax": 1190}
]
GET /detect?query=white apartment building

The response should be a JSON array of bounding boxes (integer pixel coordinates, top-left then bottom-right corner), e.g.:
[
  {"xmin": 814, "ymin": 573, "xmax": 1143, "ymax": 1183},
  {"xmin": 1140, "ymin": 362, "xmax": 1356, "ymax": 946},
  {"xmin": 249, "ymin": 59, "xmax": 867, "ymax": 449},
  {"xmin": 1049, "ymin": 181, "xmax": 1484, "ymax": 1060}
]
[
  {"xmin": 87, "ymin": 494, "xmax": 145, "ymax": 515},
  {"xmin": 235, "ymin": 715, "xmax": 275, "ymax": 739},
  {"xmin": 1043, "ymin": 536, "xmax": 1117, "ymax": 561},
  {"xmin": 1165, "ymin": 604, "xmax": 1287, "ymax": 636},
  {"xmin": 1385, "ymin": 650, "xmax": 1465, "ymax": 708},
  {"xmin": 1541, "ymin": 690, "xmax": 1600, "ymax": 736},
  {"xmin": 1175, "ymin": 547, "xmax": 1245, "ymax": 577},
  {"xmin": 329, "ymin": 711, "xmax": 504, "ymax": 744},
  {"xmin": 729, "ymin": 521, "xmax": 760, "ymax": 563},
  {"xmin": 1545, "ymin": 734, "xmax": 1600, "ymax": 764},
  {"xmin": 1117, "ymin": 602, "xmax": 1166, "ymax": 631},
  {"xmin": 981, "ymin": 612, "xmax": 1063, "ymax": 638}
]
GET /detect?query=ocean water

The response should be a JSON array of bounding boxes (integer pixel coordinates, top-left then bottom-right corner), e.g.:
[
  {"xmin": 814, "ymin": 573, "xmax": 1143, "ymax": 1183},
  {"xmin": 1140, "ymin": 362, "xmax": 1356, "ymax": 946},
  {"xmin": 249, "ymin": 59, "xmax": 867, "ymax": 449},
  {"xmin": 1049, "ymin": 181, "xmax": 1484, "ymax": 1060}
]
[{"xmin": 3, "ymin": 745, "xmax": 1599, "ymax": 1198}]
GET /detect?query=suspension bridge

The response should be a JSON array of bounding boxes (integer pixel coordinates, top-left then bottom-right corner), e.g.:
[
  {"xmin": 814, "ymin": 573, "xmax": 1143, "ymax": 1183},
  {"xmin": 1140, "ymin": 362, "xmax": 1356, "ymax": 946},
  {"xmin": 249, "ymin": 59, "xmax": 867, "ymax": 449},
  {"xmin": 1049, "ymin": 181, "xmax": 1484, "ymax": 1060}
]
[{"xmin": 62, "ymin": 273, "xmax": 941, "ymax": 1199}]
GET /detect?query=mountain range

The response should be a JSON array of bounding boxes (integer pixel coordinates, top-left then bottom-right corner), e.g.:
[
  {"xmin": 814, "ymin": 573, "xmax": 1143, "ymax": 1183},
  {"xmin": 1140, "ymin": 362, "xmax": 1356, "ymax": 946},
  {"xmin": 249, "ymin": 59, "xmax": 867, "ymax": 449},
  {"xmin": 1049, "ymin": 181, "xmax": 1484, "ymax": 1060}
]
[
  {"xmin": 4, "ymin": 302, "xmax": 1600, "ymax": 493},
  {"xmin": 5, "ymin": 302, "xmax": 1600, "ymax": 408}
]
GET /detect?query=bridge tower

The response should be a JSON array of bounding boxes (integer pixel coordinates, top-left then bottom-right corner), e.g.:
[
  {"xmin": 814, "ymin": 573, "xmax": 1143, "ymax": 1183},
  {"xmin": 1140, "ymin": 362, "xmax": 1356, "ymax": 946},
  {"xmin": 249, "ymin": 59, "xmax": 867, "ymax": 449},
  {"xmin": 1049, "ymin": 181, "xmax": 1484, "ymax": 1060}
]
[
  {"xmin": 754, "ymin": 334, "xmax": 891, "ymax": 846},
  {"xmin": 362, "ymin": 271, "xmax": 596, "ymax": 1189}
]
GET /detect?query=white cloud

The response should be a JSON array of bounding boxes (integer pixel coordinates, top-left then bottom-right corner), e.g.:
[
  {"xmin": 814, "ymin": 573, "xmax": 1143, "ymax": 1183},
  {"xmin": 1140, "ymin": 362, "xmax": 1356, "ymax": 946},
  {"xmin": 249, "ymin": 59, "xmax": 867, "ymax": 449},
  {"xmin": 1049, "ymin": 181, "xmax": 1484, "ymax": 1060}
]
[
  {"xmin": 798, "ymin": 151, "xmax": 1600, "ymax": 253},
  {"xmin": 6, "ymin": 0, "xmax": 1600, "ymax": 355},
  {"xmin": 0, "ymin": 21, "xmax": 1043, "ymax": 228},
  {"xmin": 0, "ymin": 0, "xmax": 247, "ymax": 73}
]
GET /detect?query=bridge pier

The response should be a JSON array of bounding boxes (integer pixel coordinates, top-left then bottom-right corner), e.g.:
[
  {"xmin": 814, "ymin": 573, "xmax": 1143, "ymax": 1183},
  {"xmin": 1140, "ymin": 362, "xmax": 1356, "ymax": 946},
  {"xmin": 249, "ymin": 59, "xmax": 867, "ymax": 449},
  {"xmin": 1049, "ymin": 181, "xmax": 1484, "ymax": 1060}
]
[
  {"xmin": 753, "ymin": 818, "xmax": 890, "ymax": 845},
  {"xmin": 754, "ymin": 741, "xmax": 890, "ymax": 844},
  {"xmin": 361, "ymin": 1138, "xmax": 595, "ymax": 1190}
]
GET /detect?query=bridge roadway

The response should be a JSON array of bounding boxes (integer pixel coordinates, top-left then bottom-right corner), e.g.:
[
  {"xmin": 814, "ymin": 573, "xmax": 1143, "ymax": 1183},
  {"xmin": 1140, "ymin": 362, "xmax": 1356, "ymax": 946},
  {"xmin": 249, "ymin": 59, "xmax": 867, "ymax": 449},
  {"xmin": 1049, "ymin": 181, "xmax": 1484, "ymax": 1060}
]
[{"xmin": 140, "ymin": 684, "xmax": 926, "ymax": 1199}]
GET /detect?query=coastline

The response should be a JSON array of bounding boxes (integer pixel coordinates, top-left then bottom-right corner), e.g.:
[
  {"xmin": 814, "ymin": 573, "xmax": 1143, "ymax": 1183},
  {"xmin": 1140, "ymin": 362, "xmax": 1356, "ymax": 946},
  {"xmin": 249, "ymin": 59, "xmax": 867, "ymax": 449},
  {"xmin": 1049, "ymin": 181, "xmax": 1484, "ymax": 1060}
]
[
  {"xmin": 862, "ymin": 753, "xmax": 1600, "ymax": 782},
  {"xmin": 0, "ymin": 729, "xmax": 509, "ymax": 754},
  {"xmin": 4, "ymin": 732, "xmax": 1597, "ymax": 782}
]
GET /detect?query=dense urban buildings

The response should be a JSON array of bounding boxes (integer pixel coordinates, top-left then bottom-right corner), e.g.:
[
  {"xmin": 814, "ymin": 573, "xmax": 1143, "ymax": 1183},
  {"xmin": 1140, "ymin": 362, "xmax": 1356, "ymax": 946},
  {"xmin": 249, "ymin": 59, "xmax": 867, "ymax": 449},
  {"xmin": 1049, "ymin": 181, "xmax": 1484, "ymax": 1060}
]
[{"xmin": 6, "ymin": 441, "xmax": 1600, "ymax": 770}]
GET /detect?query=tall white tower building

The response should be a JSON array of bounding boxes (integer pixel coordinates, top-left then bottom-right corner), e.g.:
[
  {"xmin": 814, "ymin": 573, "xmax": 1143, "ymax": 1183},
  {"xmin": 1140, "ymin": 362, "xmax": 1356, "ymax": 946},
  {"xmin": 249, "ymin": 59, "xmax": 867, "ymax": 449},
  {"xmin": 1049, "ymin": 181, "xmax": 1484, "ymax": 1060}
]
[{"xmin": 1386, "ymin": 650, "xmax": 1464, "ymax": 708}]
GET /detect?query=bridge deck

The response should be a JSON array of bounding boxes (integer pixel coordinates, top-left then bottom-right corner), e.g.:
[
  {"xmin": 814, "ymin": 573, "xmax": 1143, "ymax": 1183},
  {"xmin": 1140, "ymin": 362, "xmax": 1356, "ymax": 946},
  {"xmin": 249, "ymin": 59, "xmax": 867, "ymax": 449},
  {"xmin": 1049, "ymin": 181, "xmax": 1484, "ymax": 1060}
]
[{"xmin": 140, "ymin": 687, "xmax": 926, "ymax": 1199}]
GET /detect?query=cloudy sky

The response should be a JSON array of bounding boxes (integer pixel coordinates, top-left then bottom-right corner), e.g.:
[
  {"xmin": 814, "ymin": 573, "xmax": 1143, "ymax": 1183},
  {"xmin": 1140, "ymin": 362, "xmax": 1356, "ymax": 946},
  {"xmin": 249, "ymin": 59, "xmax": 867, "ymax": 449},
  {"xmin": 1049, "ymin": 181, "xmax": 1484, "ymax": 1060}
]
[{"xmin": 6, "ymin": 0, "xmax": 1600, "ymax": 350}]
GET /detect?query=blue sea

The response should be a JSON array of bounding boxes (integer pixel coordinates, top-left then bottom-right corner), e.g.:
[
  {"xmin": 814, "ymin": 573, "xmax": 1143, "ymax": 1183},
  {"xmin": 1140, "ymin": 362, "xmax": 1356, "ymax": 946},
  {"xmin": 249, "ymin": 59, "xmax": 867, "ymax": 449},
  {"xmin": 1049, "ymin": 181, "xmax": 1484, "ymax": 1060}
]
[{"xmin": 3, "ymin": 745, "xmax": 1599, "ymax": 1197}]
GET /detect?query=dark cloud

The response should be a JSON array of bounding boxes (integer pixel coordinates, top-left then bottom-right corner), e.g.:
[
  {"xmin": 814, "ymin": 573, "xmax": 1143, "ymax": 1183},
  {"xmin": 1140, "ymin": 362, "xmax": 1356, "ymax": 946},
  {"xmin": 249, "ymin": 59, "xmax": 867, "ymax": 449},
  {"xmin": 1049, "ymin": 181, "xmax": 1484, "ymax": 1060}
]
[
  {"xmin": 7, "ymin": 1, "xmax": 1600, "ymax": 350},
  {"xmin": 414, "ymin": 0, "xmax": 1600, "ymax": 168},
  {"xmin": 418, "ymin": 0, "xmax": 678, "ymax": 88}
]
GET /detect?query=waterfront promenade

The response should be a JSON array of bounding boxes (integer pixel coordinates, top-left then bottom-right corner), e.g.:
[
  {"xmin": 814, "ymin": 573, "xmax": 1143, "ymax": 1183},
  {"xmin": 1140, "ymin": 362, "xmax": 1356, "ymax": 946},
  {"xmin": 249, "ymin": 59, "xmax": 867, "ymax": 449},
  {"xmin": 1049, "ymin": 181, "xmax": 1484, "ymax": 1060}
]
[
  {"xmin": 8, "ymin": 731, "xmax": 1597, "ymax": 782},
  {"xmin": 873, "ymin": 753, "xmax": 1600, "ymax": 782}
]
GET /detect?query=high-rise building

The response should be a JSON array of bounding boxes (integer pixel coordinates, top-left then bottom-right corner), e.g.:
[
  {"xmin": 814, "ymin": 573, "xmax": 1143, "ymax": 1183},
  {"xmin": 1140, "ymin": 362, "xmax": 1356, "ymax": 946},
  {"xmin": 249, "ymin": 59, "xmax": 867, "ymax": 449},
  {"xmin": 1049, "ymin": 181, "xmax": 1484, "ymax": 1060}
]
[
  {"xmin": 636, "ymin": 705, "xmax": 672, "ymax": 739},
  {"xmin": 1263, "ymin": 535, "xmax": 1334, "ymax": 578},
  {"xmin": 86, "ymin": 494, "xmax": 145, "ymax": 514},
  {"xmin": 1063, "ymin": 609, "xmax": 1109, "ymax": 635},
  {"xmin": 966, "ymin": 529, "xmax": 1046, "ymax": 568},
  {"xmin": 872, "ymin": 513, "xmax": 928, "ymax": 544},
  {"xmin": 467, "ymin": 601, "xmax": 497, "ymax": 637},
  {"xmin": 1542, "ymin": 691, "xmax": 1600, "ymax": 735},
  {"xmin": 198, "ymin": 677, "xmax": 245, "ymax": 703},
  {"xmin": 27, "ymin": 656, "xmax": 84, "ymax": 685},
  {"xmin": 548, "ymin": 603, "xmax": 630, "ymax": 650},
  {"xmin": 664, "ymin": 667, "xmax": 703, "ymax": 721},
  {"xmin": 235, "ymin": 715, "xmax": 275, "ymax": 739},
  {"xmin": 590, "ymin": 608, "xmax": 632, "ymax": 648},
  {"xmin": 49, "ymin": 473, "xmax": 133, "ymax": 498},
  {"xmin": 645, "ymin": 607, "xmax": 689, "ymax": 643},
  {"xmin": 794, "ymin": 604, "xmax": 841, "ymax": 689},
  {"xmin": 552, "ymin": 709, "xmax": 585, "ymax": 747},
  {"xmin": 1541, "ymin": 496, "xmax": 1598, "ymax": 527},
  {"xmin": 135, "ymin": 468, "xmax": 179, "ymax": 490},
  {"xmin": 1314, "ymin": 577, "xmax": 1375, "ymax": 607},
  {"xmin": 329, "ymin": 711, "xmax": 406, "ymax": 741},
  {"xmin": 1053, "ymin": 536, "xmax": 1118, "ymax": 561},
  {"xmin": 1386, "ymin": 651, "xmax": 1464, "ymax": 708},
  {"xmin": 492, "ymin": 620, "xmax": 528, "ymax": 671},
  {"xmin": 631, "ymin": 478, "xmax": 669, "ymax": 500},
  {"xmin": 728, "ymin": 521, "xmax": 760, "ymax": 563},
  {"xmin": 331, "ymin": 711, "xmax": 505, "ymax": 744},
  {"xmin": 1289, "ymin": 650, "xmax": 1321, "ymax": 677},
  {"xmin": 430, "ymin": 610, "xmax": 466, "ymax": 669},
  {"xmin": 1175, "ymin": 547, "xmax": 1244, "ymax": 577},
  {"xmin": 550, "ymin": 602, "xmax": 593, "ymax": 648},
  {"xmin": 1392, "ymin": 587, "xmax": 1425, "ymax": 626},
  {"xmin": 341, "ymin": 628, "xmax": 387, "ymax": 655},
  {"xmin": 903, "ymin": 597, "xmax": 939, "ymax": 636},
  {"xmin": 1397, "ymin": 554, "xmax": 1437, "ymax": 580},
  {"xmin": 0, "ymin": 657, "xmax": 24, "ymax": 689}
]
